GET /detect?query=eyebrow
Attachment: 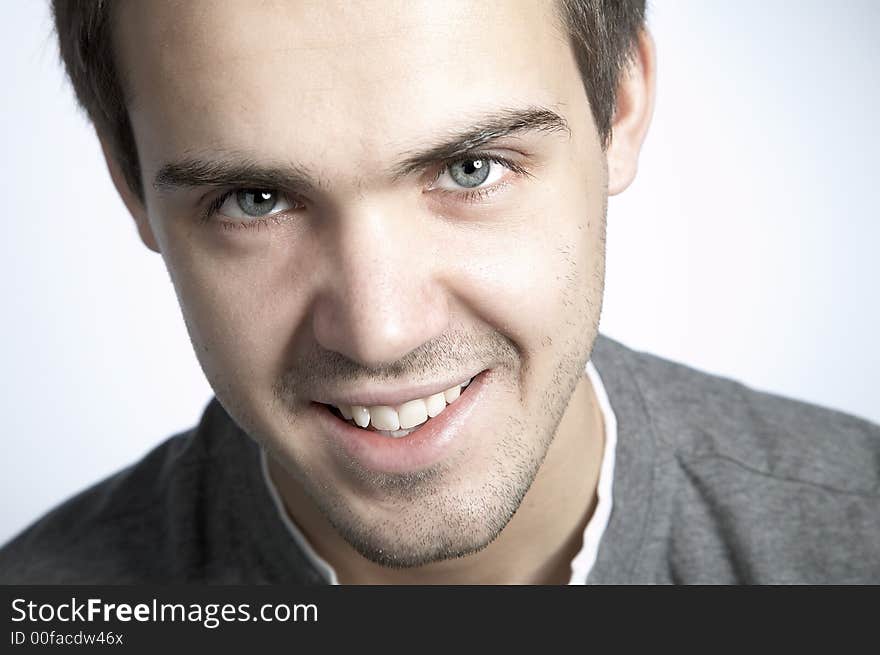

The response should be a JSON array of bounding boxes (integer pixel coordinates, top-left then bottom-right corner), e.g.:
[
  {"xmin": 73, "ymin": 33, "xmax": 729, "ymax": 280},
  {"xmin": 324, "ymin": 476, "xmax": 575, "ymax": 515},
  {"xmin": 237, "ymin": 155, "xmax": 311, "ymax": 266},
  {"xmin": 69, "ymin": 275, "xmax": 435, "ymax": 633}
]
[{"xmin": 152, "ymin": 105, "xmax": 570, "ymax": 194}]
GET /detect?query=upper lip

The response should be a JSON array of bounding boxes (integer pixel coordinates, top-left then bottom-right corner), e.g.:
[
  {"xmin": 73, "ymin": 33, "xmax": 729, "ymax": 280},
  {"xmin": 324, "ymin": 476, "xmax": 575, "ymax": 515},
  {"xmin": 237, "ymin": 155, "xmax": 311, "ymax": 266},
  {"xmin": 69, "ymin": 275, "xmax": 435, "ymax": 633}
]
[{"xmin": 313, "ymin": 370, "xmax": 483, "ymax": 408}]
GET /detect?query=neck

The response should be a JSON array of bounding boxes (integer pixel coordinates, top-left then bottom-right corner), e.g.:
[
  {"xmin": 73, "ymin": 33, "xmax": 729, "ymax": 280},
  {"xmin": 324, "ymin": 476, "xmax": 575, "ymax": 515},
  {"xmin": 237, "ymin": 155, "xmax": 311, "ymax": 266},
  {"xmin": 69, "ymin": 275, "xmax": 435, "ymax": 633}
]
[{"xmin": 269, "ymin": 373, "xmax": 605, "ymax": 584}]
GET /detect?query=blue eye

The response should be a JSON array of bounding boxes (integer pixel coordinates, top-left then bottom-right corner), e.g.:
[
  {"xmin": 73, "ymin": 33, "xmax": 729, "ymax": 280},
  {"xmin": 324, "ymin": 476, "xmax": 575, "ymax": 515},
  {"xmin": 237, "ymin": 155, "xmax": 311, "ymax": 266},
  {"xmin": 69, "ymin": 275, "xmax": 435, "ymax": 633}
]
[
  {"xmin": 448, "ymin": 158, "xmax": 492, "ymax": 187},
  {"xmin": 434, "ymin": 157, "xmax": 505, "ymax": 191},
  {"xmin": 217, "ymin": 189, "xmax": 293, "ymax": 219}
]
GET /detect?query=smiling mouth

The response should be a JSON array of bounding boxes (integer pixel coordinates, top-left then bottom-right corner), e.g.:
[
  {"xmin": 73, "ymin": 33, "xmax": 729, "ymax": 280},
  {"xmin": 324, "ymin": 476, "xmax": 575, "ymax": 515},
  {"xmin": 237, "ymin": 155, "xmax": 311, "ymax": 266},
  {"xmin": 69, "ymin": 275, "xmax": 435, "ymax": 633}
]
[{"xmin": 321, "ymin": 376, "xmax": 475, "ymax": 439}]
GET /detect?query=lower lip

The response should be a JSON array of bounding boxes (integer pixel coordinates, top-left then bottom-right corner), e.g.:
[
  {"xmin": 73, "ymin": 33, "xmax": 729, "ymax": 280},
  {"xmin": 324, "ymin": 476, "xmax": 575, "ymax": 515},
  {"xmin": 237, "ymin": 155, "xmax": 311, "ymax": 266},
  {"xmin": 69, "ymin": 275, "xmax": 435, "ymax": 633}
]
[{"xmin": 310, "ymin": 370, "xmax": 491, "ymax": 474}]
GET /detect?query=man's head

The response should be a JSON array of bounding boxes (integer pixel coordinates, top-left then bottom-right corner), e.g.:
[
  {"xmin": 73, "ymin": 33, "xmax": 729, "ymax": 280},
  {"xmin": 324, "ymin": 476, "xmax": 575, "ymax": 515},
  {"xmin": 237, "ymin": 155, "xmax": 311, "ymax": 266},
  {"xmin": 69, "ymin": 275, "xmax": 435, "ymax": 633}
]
[{"xmin": 53, "ymin": 0, "xmax": 654, "ymax": 568}]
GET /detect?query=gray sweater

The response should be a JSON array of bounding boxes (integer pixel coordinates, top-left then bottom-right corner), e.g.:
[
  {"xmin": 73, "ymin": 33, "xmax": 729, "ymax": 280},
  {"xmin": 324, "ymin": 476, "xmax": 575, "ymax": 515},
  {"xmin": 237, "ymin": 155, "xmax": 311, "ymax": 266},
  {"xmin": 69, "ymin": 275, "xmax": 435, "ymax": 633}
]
[{"xmin": 2, "ymin": 335, "xmax": 878, "ymax": 583}]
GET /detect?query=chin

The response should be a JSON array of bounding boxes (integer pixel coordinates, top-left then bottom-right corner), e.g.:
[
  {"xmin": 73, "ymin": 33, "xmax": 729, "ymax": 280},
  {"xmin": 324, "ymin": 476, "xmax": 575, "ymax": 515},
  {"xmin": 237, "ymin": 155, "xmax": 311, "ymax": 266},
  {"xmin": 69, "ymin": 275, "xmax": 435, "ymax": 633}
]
[
  {"xmin": 325, "ymin": 504, "xmax": 513, "ymax": 570},
  {"xmin": 304, "ymin": 428, "xmax": 546, "ymax": 570}
]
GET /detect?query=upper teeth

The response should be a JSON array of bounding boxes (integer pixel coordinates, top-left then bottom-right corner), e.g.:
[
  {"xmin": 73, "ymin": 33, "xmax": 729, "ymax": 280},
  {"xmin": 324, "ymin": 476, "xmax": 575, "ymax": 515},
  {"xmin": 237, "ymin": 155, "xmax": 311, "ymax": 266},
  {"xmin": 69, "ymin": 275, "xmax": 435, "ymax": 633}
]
[{"xmin": 332, "ymin": 377, "xmax": 473, "ymax": 432}]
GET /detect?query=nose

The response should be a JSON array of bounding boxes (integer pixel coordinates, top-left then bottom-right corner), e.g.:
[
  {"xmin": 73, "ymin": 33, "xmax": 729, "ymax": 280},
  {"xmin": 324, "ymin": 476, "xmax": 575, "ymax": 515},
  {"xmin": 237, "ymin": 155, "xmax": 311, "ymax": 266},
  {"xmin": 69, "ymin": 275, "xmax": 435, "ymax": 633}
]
[{"xmin": 310, "ymin": 201, "xmax": 449, "ymax": 369}]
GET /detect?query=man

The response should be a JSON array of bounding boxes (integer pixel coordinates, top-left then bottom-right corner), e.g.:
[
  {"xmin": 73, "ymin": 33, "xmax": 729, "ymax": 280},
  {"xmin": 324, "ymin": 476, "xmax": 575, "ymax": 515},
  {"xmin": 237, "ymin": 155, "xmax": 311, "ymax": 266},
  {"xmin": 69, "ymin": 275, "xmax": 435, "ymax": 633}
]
[{"xmin": 1, "ymin": 0, "xmax": 877, "ymax": 584}]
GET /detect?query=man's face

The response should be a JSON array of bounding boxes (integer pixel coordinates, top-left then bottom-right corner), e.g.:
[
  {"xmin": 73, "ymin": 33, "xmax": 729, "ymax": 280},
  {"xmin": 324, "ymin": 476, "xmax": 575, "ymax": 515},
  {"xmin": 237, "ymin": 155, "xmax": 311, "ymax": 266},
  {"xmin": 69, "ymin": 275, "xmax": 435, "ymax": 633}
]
[{"xmin": 115, "ymin": 0, "xmax": 608, "ymax": 566}]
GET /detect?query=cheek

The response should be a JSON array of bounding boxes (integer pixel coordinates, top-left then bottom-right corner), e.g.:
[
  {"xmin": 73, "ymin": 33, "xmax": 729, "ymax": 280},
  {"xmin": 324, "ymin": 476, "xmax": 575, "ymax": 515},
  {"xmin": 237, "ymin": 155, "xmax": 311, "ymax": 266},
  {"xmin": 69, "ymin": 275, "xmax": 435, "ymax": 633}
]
[
  {"xmin": 157, "ymin": 222, "xmax": 319, "ymax": 398},
  {"xmin": 447, "ymin": 184, "xmax": 604, "ymax": 367}
]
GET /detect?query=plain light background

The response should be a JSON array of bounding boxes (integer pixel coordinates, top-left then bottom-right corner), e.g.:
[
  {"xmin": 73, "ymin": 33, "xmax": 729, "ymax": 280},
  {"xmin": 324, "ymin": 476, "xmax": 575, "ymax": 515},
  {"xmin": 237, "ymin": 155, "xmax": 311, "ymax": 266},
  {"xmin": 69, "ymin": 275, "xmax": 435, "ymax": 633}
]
[{"xmin": 1, "ymin": 1, "xmax": 878, "ymax": 545}]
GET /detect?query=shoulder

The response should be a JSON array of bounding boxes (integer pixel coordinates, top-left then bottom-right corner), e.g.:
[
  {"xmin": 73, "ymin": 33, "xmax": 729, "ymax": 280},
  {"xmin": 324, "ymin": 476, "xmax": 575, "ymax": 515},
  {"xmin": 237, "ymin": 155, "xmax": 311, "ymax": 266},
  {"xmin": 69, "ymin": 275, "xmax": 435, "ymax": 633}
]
[
  {"xmin": 593, "ymin": 334, "xmax": 880, "ymax": 494},
  {"xmin": 0, "ymin": 416, "xmax": 213, "ymax": 584},
  {"xmin": 592, "ymin": 335, "xmax": 880, "ymax": 582}
]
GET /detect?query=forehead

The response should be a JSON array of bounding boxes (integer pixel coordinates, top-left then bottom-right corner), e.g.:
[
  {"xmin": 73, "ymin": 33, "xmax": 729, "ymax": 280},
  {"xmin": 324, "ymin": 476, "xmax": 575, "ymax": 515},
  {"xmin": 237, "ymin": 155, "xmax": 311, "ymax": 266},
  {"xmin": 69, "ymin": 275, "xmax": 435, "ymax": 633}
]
[{"xmin": 114, "ymin": 0, "xmax": 583, "ymax": 177}]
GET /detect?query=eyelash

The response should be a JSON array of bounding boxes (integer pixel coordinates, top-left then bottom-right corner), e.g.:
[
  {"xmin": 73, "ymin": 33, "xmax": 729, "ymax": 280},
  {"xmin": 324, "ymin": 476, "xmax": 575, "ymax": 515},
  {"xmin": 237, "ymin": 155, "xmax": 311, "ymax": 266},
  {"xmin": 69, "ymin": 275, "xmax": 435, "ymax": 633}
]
[{"xmin": 199, "ymin": 151, "xmax": 531, "ymax": 230}]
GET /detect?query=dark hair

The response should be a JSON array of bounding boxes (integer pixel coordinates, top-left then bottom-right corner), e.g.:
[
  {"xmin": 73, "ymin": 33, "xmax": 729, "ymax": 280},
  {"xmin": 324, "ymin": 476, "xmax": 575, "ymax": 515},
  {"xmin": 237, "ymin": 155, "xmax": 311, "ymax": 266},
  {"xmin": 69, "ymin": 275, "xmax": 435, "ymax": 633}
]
[{"xmin": 52, "ymin": 0, "xmax": 646, "ymax": 202}]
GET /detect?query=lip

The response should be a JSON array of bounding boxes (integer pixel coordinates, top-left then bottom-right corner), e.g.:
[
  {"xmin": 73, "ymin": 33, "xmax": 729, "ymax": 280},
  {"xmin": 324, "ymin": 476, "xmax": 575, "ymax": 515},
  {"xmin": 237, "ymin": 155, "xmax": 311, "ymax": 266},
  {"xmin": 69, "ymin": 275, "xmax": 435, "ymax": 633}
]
[
  {"xmin": 311, "ymin": 369, "xmax": 491, "ymax": 474},
  {"xmin": 313, "ymin": 371, "xmax": 482, "ymax": 409}
]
